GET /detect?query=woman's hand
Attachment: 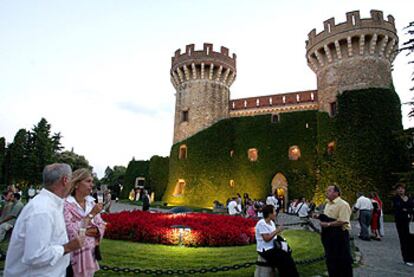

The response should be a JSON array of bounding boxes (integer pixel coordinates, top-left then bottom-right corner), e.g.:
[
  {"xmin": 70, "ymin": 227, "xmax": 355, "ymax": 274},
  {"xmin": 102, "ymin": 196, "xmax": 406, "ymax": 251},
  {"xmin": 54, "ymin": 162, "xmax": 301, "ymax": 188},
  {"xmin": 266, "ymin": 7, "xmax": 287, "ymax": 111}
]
[
  {"xmin": 86, "ymin": 226, "xmax": 100, "ymax": 238},
  {"xmin": 91, "ymin": 203, "xmax": 104, "ymax": 216}
]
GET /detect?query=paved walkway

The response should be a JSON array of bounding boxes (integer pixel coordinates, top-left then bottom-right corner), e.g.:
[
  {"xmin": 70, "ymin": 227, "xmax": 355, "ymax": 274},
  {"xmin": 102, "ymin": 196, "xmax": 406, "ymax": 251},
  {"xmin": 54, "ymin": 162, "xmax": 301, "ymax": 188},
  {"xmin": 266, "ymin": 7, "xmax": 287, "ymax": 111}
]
[{"xmin": 109, "ymin": 202, "xmax": 414, "ymax": 276}]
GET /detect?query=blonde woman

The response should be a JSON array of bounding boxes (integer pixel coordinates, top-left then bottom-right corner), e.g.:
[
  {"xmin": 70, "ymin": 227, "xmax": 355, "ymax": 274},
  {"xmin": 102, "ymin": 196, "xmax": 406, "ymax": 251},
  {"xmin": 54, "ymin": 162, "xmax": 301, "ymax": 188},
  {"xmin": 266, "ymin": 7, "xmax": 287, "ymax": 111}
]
[{"xmin": 64, "ymin": 169, "xmax": 106, "ymax": 277}]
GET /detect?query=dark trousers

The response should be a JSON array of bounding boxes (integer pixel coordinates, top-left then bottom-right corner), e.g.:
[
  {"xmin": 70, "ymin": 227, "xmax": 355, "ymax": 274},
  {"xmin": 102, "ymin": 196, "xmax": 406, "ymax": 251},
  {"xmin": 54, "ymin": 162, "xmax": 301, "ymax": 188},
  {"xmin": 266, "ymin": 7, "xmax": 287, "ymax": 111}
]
[
  {"xmin": 321, "ymin": 228, "xmax": 353, "ymax": 277},
  {"xmin": 358, "ymin": 210, "xmax": 371, "ymax": 239},
  {"xmin": 258, "ymin": 248, "xmax": 299, "ymax": 277},
  {"xmin": 395, "ymin": 219, "xmax": 414, "ymax": 263}
]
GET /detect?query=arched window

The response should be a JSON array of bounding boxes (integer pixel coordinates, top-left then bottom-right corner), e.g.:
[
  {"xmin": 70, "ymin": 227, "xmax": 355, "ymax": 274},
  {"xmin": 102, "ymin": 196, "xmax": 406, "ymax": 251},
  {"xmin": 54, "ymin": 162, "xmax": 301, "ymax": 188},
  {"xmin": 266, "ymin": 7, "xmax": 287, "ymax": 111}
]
[
  {"xmin": 173, "ymin": 179, "xmax": 186, "ymax": 196},
  {"xmin": 248, "ymin": 148, "xmax": 258, "ymax": 162},
  {"xmin": 288, "ymin": 146, "xmax": 301, "ymax": 160},
  {"xmin": 229, "ymin": 179, "xmax": 235, "ymax": 187},
  {"xmin": 230, "ymin": 150, "xmax": 234, "ymax": 157},
  {"xmin": 179, "ymin": 145, "xmax": 187, "ymax": 160}
]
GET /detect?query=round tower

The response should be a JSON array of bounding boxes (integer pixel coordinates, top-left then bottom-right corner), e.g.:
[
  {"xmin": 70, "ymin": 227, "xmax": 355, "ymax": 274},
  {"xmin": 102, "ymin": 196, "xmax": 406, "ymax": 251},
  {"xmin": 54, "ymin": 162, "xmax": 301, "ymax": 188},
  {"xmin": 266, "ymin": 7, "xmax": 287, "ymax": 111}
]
[
  {"xmin": 306, "ymin": 10, "xmax": 398, "ymax": 114},
  {"xmin": 171, "ymin": 43, "xmax": 237, "ymax": 143}
]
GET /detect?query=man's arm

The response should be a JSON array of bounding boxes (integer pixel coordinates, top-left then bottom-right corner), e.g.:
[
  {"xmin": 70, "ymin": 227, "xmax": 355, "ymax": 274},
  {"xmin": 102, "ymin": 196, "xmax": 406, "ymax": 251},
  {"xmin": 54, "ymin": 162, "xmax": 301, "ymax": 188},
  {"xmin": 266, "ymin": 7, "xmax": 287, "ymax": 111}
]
[{"xmin": 22, "ymin": 213, "xmax": 82, "ymax": 267}]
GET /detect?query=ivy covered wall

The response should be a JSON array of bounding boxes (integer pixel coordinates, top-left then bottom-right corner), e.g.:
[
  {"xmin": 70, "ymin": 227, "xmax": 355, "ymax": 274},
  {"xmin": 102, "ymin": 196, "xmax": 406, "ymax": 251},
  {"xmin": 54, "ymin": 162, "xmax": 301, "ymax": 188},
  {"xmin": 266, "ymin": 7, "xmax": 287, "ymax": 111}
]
[{"xmin": 163, "ymin": 88, "xmax": 408, "ymax": 208}]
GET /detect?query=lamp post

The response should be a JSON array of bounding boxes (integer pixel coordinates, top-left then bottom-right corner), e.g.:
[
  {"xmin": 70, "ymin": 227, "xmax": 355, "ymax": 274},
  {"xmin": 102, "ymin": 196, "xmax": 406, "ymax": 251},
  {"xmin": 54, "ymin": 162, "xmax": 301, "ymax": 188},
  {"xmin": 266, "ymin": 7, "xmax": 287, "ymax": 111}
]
[{"xmin": 171, "ymin": 225, "xmax": 191, "ymax": 246}]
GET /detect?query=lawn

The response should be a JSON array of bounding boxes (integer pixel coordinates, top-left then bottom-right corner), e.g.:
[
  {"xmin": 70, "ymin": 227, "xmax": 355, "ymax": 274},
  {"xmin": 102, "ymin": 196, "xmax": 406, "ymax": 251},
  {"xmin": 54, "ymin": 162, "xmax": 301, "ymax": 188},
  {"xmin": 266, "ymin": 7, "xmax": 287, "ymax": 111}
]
[{"xmin": 96, "ymin": 229, "xmax": 326, "ymax": 276}]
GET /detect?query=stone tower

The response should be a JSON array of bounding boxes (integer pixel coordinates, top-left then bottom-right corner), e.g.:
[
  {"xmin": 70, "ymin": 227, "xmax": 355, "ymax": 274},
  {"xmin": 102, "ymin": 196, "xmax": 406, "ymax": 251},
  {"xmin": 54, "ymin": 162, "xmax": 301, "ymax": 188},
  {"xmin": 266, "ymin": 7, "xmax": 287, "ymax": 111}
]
[
  {"xmin": 306, "ymin": 10, "xmax": 398, "ymax": 114},
  {"xmin": 170, "ymin": 43, "xmax": 237, "ymax": 143}
]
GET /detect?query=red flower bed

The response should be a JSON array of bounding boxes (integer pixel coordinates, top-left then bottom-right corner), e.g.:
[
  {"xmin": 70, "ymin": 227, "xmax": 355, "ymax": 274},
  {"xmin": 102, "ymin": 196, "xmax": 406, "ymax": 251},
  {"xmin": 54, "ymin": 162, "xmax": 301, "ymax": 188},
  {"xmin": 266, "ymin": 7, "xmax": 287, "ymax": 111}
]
[{"xmin": 102, "ymin": 211, "xmax": 257, "ymax": 247}]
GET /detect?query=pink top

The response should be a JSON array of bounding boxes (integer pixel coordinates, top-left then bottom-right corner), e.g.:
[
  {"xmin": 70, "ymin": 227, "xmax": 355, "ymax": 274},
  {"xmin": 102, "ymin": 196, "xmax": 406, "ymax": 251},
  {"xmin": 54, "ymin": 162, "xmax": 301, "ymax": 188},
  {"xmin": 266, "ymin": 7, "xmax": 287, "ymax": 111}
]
[{"xmin": 64, "ymin": 196, "xmax": 106, "ymax": 277}]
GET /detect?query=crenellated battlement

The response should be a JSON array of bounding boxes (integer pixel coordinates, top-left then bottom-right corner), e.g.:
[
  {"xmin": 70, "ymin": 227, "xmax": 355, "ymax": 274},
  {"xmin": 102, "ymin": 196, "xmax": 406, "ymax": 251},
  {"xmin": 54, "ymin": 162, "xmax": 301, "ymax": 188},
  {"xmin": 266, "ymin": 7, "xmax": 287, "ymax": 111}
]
[
  {"xmin": 170, "ymin": 43, "xmax": 237, "ymax": 89},
  {"xmin": 305, "ymin": 10, "xmax": 399, "ymax": 114},
  {"xmin": 306, "ymin": 10, "xmax": 398, "ymax": 73}
]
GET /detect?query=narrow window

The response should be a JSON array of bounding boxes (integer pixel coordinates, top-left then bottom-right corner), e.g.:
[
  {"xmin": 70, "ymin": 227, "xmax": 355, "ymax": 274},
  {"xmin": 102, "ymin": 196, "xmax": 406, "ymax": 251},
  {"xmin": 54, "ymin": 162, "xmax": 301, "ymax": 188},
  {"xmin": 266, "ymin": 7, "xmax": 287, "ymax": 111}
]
[
  {"xmin": 244, "ymin": 100, "xmax": 247, "ymax": 108},
  {"xmin": 229, "ymin": 180, "xmax": 235, "ymax": 187},
  {"xmin": 327, "ymin": 141, "xmax": 335, "ymax": 155},
  {"xmin": 296, "ymin": 94, "xmax": 300, "ymax": 102},
  {"xmin": 282, "ymin": 96, "xmax": 286, "ymax": 104},
  {"xmin": 232, "ymin": 101, "xmax": 235, "ymax": 109},
  {"xmin": 173, "ymin": 179, "xmax": 186, "ymax": 196},
  {"xmin": 352, "ymin": 15, "xmax": 356, "ymax": 26},
  {"xmin": 179, "ymin": 145, "xmax": 187, "ymax": 160},
  {"xmin": 248, "ymin": 148, "xmax": 258, "ymax": 162},
  {"xmin": 230, "ymin": 150, "xmax": 234, "ymax": 157},
  {"xmin": 330, "ymin": 102, "xmax": 337, "ymax": 117},
  {"xmin": 269, "ymin": 97, "xmax": 273, "ymax": 106},
  {"xmin": 289, "ymin": 146, "xmax": 301, "ymax": 160},
  {"xmin": 311, "ymin": 92, "xmax": 315, "ymax": 101},
  {"xmin": 181, "ymin": 110, "xmax": 189, "ymax": 122},
  {"xmin": 271, "ymin": 114, "xmax": 279, "ymax": 124},
  {"xmin": 256, "ymin": 99, "xmax": 260, "ymax": 107}
]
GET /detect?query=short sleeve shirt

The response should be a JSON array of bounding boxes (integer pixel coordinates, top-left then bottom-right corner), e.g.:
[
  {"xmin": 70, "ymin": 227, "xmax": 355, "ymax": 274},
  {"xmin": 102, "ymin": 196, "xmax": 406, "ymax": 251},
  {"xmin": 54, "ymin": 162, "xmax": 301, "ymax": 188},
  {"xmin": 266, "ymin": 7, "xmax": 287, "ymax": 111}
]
[
  {"xmin": 255, "ymin": 219, "xmax": 276, "ymax": 252},
  {"xmin": 324, "ymin": 197, "xmax": 352, "ymax": 231}
]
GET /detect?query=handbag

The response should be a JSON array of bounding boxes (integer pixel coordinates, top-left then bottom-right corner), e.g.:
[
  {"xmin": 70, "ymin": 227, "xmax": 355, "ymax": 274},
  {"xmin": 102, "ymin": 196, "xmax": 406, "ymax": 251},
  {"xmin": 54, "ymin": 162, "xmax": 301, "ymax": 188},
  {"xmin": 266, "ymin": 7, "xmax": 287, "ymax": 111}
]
[
  {"xmin": 95, "ymin": 245, "xmax": 102, "ymax": 261},
  {"xmin": 273, "ymin": 235, "xmax": 292, "ymax": 254}
]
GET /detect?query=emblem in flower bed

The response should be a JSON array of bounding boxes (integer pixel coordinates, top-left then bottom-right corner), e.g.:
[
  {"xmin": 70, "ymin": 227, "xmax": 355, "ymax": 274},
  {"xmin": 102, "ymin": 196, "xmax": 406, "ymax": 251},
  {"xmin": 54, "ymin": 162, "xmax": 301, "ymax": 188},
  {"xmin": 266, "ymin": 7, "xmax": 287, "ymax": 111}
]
[{"xmin": 102, "ymin": 211, "xmax": 256, "ymax": 247}]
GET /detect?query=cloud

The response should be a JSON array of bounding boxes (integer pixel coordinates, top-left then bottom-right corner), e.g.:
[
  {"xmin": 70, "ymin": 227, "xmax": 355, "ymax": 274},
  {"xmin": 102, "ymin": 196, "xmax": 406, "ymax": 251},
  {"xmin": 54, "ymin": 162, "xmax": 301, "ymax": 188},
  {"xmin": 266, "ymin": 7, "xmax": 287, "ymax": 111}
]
[{"xmin": 117, "ymin": 101, "xmax": 159, "ymax": 116}]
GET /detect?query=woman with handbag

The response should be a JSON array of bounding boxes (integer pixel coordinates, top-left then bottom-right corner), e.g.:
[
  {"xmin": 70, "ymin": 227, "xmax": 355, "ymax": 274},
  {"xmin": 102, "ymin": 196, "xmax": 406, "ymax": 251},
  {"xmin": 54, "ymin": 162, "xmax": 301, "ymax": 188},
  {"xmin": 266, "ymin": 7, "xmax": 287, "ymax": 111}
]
[
  {"xmin": 255, "ymin": 205, "xmax": 299, "ymax": 277},
  {"xmin": 64, "ymin": 169, "xmax": 106, "ymax": 276}
]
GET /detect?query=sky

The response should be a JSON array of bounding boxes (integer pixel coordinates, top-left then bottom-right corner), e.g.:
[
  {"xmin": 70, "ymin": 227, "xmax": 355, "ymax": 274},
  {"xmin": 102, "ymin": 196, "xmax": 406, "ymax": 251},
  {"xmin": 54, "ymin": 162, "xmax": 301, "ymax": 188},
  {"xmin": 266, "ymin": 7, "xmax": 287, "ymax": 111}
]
[{"xmin": 0, "ymin": 0, "xmax": 413, "ymax": 178}]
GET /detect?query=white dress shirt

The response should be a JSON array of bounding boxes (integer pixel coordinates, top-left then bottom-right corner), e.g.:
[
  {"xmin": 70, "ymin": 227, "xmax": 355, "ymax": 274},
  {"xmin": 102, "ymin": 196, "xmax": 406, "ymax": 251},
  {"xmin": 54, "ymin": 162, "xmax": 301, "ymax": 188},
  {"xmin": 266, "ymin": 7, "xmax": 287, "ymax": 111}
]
[
  {"xmin": 5, "ymin": 189, "xmax": 70, "ymax": 277},
  {"xmin": 227, "ymin": 200, "xmax": 240, "ymax": 215},
  {"xmin": 354, "ymin": 196, "xmax": 373, "ymax": 211}
]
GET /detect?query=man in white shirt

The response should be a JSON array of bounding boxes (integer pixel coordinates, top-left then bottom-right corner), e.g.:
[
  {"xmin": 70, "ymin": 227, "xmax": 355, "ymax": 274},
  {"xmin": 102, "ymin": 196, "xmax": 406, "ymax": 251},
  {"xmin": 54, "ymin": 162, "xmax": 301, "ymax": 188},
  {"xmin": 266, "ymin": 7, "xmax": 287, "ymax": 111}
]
[
  {"xmin": 295, "ymin": 198, "xmax": 310, "ymax": 219},
  {"xmin": 5, "ymin": 163, "xmax": 84, "ymax": 277},
  {"xmin": 227, "ymin": 198, "xmax": 240, "ymax": 215},
  {"xmin": 353, "ymin": 192, "xmax": 373, "ymax": 241},
  {"xmin": 266, "ymin": 192, "xmax": 279, "ymax": 212}
]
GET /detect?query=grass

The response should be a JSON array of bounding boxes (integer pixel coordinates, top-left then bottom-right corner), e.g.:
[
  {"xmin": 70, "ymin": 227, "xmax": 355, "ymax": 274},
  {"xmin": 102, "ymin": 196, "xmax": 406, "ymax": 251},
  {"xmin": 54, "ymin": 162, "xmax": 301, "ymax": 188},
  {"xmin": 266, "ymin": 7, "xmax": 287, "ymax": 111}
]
[{"xmin": 96, "ymin": 229, "xmax": 326, "ymax": 277}]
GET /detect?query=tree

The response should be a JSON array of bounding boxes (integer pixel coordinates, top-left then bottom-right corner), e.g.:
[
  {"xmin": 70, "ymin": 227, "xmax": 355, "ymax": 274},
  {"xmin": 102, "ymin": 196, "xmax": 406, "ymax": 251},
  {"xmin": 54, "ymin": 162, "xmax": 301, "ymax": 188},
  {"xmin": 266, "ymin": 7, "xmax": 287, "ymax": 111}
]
[
  {"xmin": 148, "ymin": 155, "xmax": 169, "ymax": 201},
  {"xmin": 401, "ymin": 21, "xmax": 414, "ymax": 116},
  {"xmin": 9, "ymin": 129, "xmax": 29, "ymax": 184},
  {"xmin": 0, "ymin": 137, "xmax": 6, "ymax": 184},
  {"xmin": 28, "ymin": 118, "xmax": 61, "ymax": 184},
  {"xmin": 56, "ymin": 149, "xmax": 92, "ymax": 171}
]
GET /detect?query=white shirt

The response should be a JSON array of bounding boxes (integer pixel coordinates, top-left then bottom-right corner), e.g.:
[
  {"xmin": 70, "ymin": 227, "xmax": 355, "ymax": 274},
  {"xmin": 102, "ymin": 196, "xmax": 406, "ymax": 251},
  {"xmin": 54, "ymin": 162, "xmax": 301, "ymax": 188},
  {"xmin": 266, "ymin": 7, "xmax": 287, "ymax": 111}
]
[
  {"xmin": 255, "ymin": 219, "xmax": 276, "ymax": 252},
  {"xmin": 354, "ymin": 196, "xmax": 373, "ymax": 211},
  {"xmin": 227, "ymin": 200, "xmax": 239, "ymax": 215},
  {"xmin": 66, "ymin": 195, "xmax": 95, "ymax": 216},
  {"xmin": 5, "ymin": 189, "xmax": 70, "ymax": 277},
  {"xmin": 295, "ymin": 202, "xmax": 310, "ymax": 217},
  {"xmin": 266, "ymin": 196, "xmax": 279, "ymax": 209}
]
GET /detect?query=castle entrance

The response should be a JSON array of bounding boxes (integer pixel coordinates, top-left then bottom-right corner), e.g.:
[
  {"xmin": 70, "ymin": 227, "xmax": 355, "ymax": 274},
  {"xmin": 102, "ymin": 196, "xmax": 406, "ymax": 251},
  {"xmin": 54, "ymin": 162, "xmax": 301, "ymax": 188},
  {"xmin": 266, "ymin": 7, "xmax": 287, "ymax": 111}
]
[{"xmin": 271, "ymin": 173, "xmax": 288, "ymax": 212}]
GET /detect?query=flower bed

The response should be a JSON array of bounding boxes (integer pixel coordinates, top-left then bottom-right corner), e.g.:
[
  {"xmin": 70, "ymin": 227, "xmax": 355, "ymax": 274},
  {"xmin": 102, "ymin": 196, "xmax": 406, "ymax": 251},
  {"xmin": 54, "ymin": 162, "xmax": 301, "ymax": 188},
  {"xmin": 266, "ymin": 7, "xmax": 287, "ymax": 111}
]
[{"xmin": 102, "ymin": 211, "xmax": 256, "ymax": 247}]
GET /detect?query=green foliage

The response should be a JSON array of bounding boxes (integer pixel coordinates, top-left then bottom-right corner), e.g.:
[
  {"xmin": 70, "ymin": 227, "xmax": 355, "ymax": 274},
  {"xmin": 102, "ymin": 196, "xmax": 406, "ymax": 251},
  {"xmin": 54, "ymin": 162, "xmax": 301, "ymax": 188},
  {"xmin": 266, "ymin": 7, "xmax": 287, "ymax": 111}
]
[
  {"xmin": 164, "ymin": 111, "xmax": 318, "ymax": 208},
  {"xmin": 317, "ymin": 88, "xmax": 408, "ymax": 205},
  {"xmin": 100, "ymin": 165, "xmax": 126, "ymax": 186},
  {"xmin": 148, "ymin": 155, "xmax": 169, "ymax": 201},
  {"xmin": 1, "ymin": 118, "xmax": 93, "ymax": 187},
  {"xmin": 122, "ymin": 159, "xmax": 149, "ymax": 198},
  {"xmin": 0, "ymin": 137, "xmax": 5, "ymax": 184},
  {"xmin": 56, "ymin": 150, "xmax": 92, "ymax": 171}
]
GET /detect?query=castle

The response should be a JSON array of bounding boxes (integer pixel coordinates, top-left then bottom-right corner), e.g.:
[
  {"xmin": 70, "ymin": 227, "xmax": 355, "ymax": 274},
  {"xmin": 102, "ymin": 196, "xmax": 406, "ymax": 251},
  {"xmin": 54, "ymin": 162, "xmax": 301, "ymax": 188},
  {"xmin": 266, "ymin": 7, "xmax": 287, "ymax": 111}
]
[{"xmin": 163, "ymin": 10, "xmax": 407, "ymax": 208}]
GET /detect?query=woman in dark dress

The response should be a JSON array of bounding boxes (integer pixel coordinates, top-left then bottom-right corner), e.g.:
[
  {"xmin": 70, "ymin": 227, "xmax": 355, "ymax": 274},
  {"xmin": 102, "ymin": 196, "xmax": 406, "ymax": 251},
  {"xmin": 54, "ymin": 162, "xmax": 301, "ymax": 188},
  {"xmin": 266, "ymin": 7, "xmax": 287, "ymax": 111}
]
[{"xmin": 393, "ymin": 183, "xmax": 414, "ymax": 266}]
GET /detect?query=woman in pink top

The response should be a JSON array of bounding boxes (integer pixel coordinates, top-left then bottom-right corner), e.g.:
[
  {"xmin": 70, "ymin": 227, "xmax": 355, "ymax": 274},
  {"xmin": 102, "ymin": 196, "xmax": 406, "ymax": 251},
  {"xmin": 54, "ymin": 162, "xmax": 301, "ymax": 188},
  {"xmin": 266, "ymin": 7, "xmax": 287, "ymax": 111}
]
[{"xmin": 64, "ymin": 169, "xmax": 106, "ymax": 277}]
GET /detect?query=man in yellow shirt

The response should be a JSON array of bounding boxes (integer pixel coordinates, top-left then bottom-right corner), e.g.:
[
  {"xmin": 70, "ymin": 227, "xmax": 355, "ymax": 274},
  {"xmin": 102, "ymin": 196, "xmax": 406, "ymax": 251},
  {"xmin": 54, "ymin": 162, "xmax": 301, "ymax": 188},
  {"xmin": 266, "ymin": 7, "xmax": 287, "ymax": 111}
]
[{"xmin": 317, "ymin": 184, "xmax": 353, "ymax": 277}]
